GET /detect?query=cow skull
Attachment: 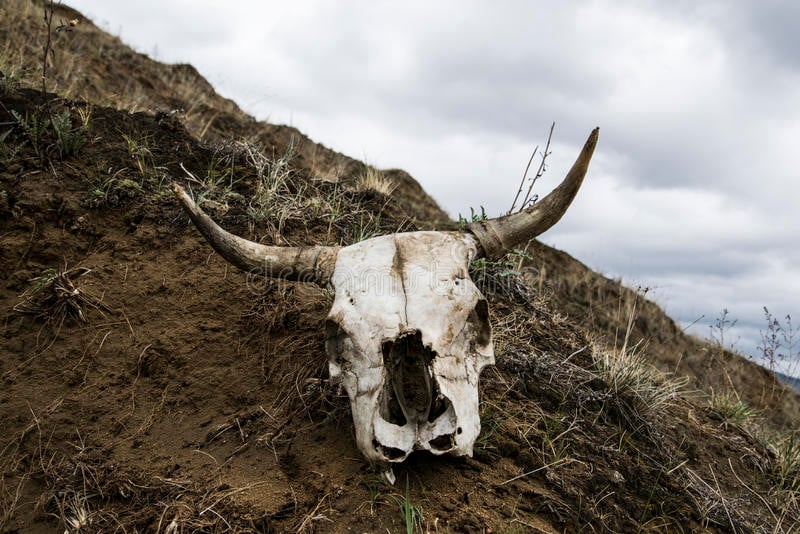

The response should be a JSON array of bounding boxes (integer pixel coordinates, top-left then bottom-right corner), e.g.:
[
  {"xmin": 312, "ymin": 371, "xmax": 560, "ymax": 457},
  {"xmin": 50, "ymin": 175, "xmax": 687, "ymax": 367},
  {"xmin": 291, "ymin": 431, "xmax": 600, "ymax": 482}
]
[
  {"xmin": 174, "ymin": 128, "xmax": 598, "ymax": 479},
  {"xmin": 325, "ymin": 231, "xmax": 492, "ymax": 466}
]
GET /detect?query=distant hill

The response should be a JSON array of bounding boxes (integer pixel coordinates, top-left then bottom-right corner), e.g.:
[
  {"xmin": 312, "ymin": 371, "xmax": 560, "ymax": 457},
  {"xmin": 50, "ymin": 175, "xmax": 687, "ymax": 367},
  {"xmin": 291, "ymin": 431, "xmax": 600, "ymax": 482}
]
[{"xmin": 776, "ymin": 370, "xmax": 800, "ymax": 393}]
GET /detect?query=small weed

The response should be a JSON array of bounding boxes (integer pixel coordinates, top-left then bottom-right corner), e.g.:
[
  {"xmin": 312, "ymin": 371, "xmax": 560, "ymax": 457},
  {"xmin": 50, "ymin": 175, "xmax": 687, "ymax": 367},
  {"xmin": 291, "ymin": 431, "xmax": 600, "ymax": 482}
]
[
  {"xmin": 11, "ymin": 108, "xmax": 48, "ymax": 161},
  {"xmin": 457, "ymin": 205, "xmax": 487, "ymax": 229},
  {"xmin": 708, "ymin": 308, "xmax": 739, "ymax": 353},
  {"xmin": 508, "ymin": 121, "xmax": 554, "ymax": 214},
  {"xmin": 51, "ymin": 108, "xmax": 86, "ymax": 157},
  {"xmin": 387, "ymin": 476, "xmax": 423, "ymax": 534},
  {"xmin": 10, "ymin": 106, "xmax": 88, "ymax": 161},
  {"xmin": 357, "ymin": 473, "xmax": 425, "ymax": 532},
  {"xmin": 123, "ymin": 134, "xmax": 159, "ymax": 183},
  {"xmin": 86, "ymin": 167, "xmax": 143, "ymax": 207},
  {"xmin": 707, "ymin": 389, "xmax": 758, "ymax": 425},
  {"xmin": 758, "ymin": 307, "xmax": 797, "ymax": 372},
  {"xmin": 358, "ymin": 474, "xmax": 390, "ymax": 515}
]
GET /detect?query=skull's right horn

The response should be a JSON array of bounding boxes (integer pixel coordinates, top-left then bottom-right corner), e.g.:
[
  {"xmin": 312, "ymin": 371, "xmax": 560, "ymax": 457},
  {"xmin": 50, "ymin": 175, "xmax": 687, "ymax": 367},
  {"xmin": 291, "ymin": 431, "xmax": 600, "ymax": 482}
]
[
  {"xmin": 467, "ymin": 128, "xmax": 598, "ymax": 259},
  {"xmin": 173, "ymin": 184, "xmax": 339, "ymax": 285}
]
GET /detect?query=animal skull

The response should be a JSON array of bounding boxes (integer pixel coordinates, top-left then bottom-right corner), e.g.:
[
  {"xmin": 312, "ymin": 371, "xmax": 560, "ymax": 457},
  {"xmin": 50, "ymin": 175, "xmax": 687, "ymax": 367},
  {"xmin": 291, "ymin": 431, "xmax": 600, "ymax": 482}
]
[
  {"xmin": 174, "ymin": 128, "xmax": 597, "ymax": 476},
  {"xmin": 325, "ymin": 231, "xmax": 492, "ymax": 464}
]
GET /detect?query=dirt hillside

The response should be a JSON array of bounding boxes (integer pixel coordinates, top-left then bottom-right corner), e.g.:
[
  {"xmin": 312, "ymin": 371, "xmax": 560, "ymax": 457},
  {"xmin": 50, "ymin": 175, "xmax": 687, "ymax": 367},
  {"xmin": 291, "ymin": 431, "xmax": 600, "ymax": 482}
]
[{"xmin": 2, "ymin": 1, "xmax": 800, "ymax": 532}]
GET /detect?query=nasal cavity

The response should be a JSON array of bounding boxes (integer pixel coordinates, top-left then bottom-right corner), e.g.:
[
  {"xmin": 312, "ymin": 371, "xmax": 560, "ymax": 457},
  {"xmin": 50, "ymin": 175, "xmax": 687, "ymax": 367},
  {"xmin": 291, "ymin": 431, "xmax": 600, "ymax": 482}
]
[
  {"xmin": 428, "ymin": 433, "xmax": 455, "ymax": 452},
  {"xmin": 373, "ymin": 439, "xmax": 406, "ymax": 461},
  {"xmin": 383, "ymin": 331, "xmax": 436, "ymax": 418}
]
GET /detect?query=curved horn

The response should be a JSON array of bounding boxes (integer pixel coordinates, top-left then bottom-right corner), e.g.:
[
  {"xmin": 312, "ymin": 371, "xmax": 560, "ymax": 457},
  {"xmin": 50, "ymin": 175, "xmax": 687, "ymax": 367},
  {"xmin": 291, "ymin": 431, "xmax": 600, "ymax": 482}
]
[
  {"xmin": 173, "ymin": 184, "xmax": 339, "ymax": 285},
  {"xmin": 467, "ymin": 128, "xmax": 598, "ymax": 259}
]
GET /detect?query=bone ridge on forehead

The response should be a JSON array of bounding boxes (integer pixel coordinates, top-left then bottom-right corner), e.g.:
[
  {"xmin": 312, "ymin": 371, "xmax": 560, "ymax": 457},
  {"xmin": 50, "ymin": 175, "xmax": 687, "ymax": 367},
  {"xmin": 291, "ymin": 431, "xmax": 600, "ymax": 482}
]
[
  {"xmin": 328, "ymin": 231, "xmax": 483, "ymax": 350},
  {"xmin": 331, "ymin": 231, "xmax": 478, "ymax": 284}
]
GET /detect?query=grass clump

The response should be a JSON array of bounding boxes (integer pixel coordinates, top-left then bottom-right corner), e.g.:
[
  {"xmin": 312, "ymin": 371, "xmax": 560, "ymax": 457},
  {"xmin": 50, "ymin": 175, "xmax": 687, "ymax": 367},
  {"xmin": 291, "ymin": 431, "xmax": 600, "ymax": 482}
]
[
  {"xmin": 245, "ymin": 139, "xmax": 295, "ymax": 227},
  {"xmin": 772, "ymin": 434, "xmax": 800, "ymax": 504},
  {"xmin": 707, "ymin": 389, "xmax": 758, "ymax": 425},
  {"xmin": 179, "ymin": 141, "xmax": 245, "ymax": 212},
  {"xmin": 355, "ymin": 166, "xmax": 396, "ymax": 196},
  {"xmin": 594, "ymin": 344, "xmax": 684, "ymax": 426},
  {"xmin": 13, "ymin": 266, "xmax": 107, "ymax": 325}
]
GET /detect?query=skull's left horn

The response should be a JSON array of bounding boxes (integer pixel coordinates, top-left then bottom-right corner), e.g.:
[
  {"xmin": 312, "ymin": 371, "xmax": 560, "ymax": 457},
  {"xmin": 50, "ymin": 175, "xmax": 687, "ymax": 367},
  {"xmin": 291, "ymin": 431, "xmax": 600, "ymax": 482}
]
[
  {"xmin": 467, "ymin": 128, "xmax": 598, "ymax": 259},
  {"xmin": 173, "ymin": 184, "xmax": 339, "ymax": 285}
]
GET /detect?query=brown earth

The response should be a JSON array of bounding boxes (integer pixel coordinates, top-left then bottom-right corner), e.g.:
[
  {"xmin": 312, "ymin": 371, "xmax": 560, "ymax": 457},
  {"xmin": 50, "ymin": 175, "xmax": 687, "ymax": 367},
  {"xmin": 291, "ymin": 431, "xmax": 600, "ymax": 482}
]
[{"xmin": 2, "ymin": 1, "xmax": 800, "ymax": 532}]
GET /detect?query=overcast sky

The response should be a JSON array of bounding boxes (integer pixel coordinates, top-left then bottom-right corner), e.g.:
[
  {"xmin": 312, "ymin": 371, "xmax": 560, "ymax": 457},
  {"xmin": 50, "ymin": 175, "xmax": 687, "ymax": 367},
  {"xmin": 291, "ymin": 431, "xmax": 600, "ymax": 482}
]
[{"xmin": 68, "ymin": 1, "xmax": 800, "ymax": 374}]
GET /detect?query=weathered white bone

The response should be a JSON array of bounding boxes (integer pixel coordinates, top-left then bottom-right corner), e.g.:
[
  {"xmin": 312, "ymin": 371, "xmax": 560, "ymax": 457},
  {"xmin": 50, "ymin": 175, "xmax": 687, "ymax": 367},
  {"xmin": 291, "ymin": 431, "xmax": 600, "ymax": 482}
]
[{"xmin": 325, "ymin": 231, "xmax": 494, "ymax": 463}]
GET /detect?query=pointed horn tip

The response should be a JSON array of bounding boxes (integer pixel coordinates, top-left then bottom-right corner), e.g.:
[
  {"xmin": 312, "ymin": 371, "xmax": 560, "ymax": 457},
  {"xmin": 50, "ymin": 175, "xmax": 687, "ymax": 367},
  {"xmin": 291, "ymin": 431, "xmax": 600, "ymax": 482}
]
[
  {"xmin": 466, "ymin": 126, "xmax": 600, "ymax": 259},
  {"xmin": 587, "ymin": 127, "xmax": 600, "ymax": 148},
  {"xmin": 172, "ymin": 183, "xmax": 197, "ymax": 211},
  {"xmin": 573, "ymin": 127, "xmax": 599, "ymax": 167},
  {"xmin": 172, "ymin": 183, "xmax": 188, "ymax": 201}
]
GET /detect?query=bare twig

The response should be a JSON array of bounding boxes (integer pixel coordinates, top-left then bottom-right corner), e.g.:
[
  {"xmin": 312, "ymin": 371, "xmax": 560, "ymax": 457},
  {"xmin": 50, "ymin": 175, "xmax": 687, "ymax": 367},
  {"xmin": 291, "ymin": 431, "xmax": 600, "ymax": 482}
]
[
  {"xmin": 41, "ymin": 1, "xmax": 55, "ymax": 105},
  {"xmin": 509, "ymin": 122, "xmax": 555, "ymax": 214},
  {"xmin": 498, "ymin": 457, "xmax": 573, "ymax": 486},
  {"xmin": 296, "ymin": 492, "xmax": 332, "ymax": 532},
  {"xmin": 508, "ymin": 145, "xmax": 538, "ymax": 214}
]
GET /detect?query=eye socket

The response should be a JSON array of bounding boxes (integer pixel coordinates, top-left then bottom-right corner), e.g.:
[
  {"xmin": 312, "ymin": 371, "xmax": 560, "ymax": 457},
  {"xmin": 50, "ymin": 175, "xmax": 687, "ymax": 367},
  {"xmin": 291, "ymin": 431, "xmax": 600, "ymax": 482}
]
[
  {"xmin": 470, "ymin": 299, "xmax": 491, "ymax": 347},
  {"xmin": 325, "ymin": 319, "xmax": 345, "ymax": 362}
]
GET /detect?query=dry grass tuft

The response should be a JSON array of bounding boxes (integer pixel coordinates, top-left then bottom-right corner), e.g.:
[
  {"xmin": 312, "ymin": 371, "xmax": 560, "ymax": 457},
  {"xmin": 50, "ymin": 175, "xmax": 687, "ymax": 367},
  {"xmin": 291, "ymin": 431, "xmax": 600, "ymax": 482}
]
[
  {"xmin": 355, "ymin": 166, "xmax": 396, "ymax": 196},
  {"xmin": 13, "ymin": 266, "xmax": 108, "ymax": 325},
  {"xmin": 593, "ymin": 344, "xmax": 686, "ymax": 426},
  {"xmin": 771, "ymin": 434, "xmax": 800, "ymax": 507}
]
